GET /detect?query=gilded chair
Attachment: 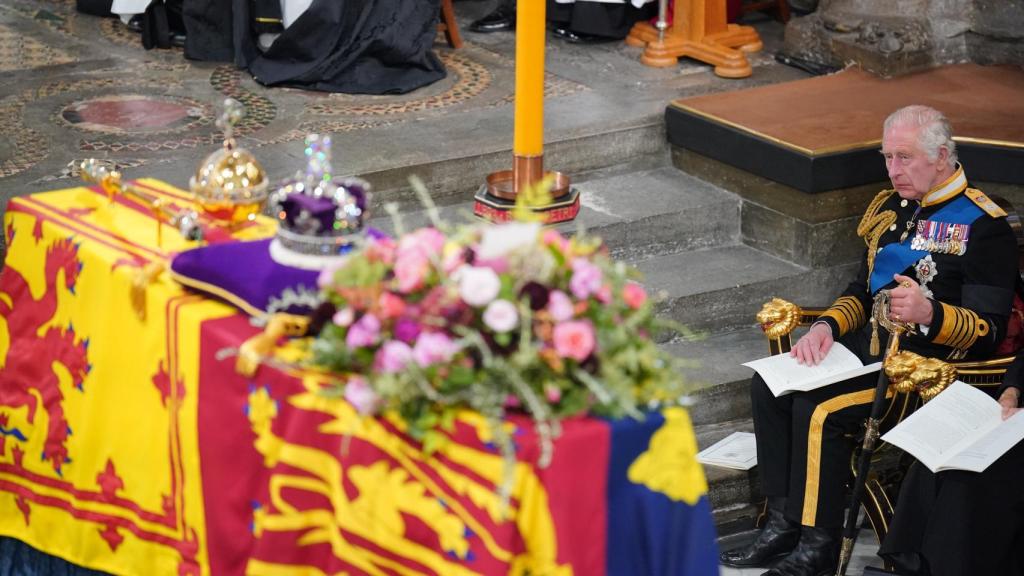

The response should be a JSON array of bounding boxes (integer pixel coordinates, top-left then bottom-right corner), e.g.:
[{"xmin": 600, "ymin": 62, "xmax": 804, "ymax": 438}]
[{"xmin": 753, "ymin": 297, "xmax": 1018, "ymax": 549}]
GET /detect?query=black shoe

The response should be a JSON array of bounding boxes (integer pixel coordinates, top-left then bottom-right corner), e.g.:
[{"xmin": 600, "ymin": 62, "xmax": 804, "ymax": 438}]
[
  {"xmin": 469, "ymin": 4, "xmax": 515, "ymax": 33},
  {"xmin": 551, "ymin": 26, "xmax": 615, "ymax": 44},
  {"xmin": 170, "ymin": 31, "xmax": 186, "ymax": 48},
  {"xmin": 761, "ymin": 526, "xmax": 840, "ymax": 576},
  {"xmin": 126, "ymin": 14, "xmax": 143, "ymax": 33},
  {"xmin": 720, "ymin": 508, "xmax": 800, "ymax": 568}
]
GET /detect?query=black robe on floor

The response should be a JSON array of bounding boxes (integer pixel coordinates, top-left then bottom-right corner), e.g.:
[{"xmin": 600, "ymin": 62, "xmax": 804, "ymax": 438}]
[{"xmin": 183, "ymin": 0, "xmax": 446, "ymax": 95}]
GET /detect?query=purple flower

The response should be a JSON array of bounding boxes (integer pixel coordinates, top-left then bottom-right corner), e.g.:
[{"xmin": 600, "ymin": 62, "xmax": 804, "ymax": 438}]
[
  {"xmin": 570, "ymin": 258, "xmax": 603, "ymax": 300},
  {"xmin": 547, "ymin": 290, "xmax": 574, "ymax": 322},
  {"xmin": 412, "ymin": 332, "xmax": 460, "ymax": 368},
  {"xmin": 394, "ymin": 317, "xmax": 422, "ymax": 344},
  {"xmin": 519, "ymin": 281, "xmax": 550, "ymax": 311},
  {"xmin": 374, "ymin": 340, "xmax": 413, "ymax": 374},
  {"xmin": 345, "ymin": 313, "xmax": 381, "ymax": 348},
  {"xmin": 344, "ymin": 376, "xmax": 382, "ymax": 415},
  {"xmin": 483, "ymin": 299, "xmax": 519, "ymax": 333}
]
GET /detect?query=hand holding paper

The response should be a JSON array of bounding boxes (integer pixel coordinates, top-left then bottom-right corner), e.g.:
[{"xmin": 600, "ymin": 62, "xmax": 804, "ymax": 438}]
[{"xmin": 743, "ymin": 343, "xmax": 881, "ymax": 397}]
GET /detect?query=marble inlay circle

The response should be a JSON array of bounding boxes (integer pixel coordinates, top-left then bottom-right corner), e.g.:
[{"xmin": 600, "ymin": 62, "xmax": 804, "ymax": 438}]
[{"xmin": 60, "ymin": 94, "xmax": 208, "ymax": 134}]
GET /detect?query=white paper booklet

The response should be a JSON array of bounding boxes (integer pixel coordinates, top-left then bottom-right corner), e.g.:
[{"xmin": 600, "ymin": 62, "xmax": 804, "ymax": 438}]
[
  {"xmin": 697, "ymin": 431, "xmax": 757, "ymax": 470},
  {"xmin": 742, "ymin": 343, "xmax": 882, "ymax": 397},
  {"xmin": 881, "ymin": 380, "xmax": 1024, "ymax": 473}
]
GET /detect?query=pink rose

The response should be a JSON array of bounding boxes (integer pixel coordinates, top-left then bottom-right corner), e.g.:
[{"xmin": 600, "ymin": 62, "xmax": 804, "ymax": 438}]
[
  {"xmin": 483, "ymin": 299, "xmax": 519, "ymax": 333},
  {"xmin": 394, "ymin": 250, "xmax": 430, "ymax": 293},
  {"xmin": 622, "ymin": 282, "xmax": 648, "ymax": 309},
  {"xmin": 569, "ymin": 258, "xmax": 603, "ymax": 300},
  {"xmin": 393, "ymin": 228, "xmax": 447, "ymax": 294},
  {"xmin": 398, "ymin": 227, "xmax": 446, "ymax": 259},
  {"xmin": 374, "ymin": 340, "xmax": 413, "ymax": 374},
  {"xmin": 346, "ymin": 313, "xmax": 381, "ymax": 348},
  {"xmin": 377, "ymin": 291, "xmax": 407, "ymax": 319},
  {"xmin": 458, "ymin": 265, "xmax": 501, "ymax": 307},
  {"xmin": 412, "ymin": 332, "xmax": 459, "ymax": 368},
  {"xmin": 596, "ymin": 284, "xmax": 612, "ymax": 304},
  {"xmin": 553, "ymin": 320, "xmax": 596, "ymax": 362},
  {"xmin": 344, "ymin": 376, "xmax": 382, "ymax": 415},
  {"xmin": 547, "ymin": 290, "xmax": 574, "ymax": 322}
]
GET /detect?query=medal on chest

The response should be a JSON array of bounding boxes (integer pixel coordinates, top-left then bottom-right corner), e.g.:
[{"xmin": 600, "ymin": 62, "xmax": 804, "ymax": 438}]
[{"xmin": 911, "ymin": 220, "xmax": 970, "ymax": 256}]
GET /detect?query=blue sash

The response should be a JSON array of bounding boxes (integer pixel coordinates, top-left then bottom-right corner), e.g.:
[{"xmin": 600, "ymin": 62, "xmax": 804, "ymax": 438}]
[{"xmin": 869, "ymin": 194, "xmax": 981, "ymax": 294}]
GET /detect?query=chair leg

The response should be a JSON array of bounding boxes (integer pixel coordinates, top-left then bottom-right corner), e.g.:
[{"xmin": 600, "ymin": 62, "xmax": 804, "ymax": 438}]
[
  {"xmin": 439, "ymin": 0, "xmax": 463, "ymax": 49},
  {"xmin": 776, "ymin": 0, "xmax": 791, "ymax": 23}
]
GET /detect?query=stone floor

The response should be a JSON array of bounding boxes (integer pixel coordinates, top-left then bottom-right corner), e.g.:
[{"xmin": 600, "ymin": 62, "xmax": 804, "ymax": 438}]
[{"xmin": 0, "ymin": 0, "xmax": 808, "ymax": 222}]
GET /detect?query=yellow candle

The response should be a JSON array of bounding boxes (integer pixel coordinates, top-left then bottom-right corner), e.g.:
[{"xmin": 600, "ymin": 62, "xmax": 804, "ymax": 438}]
[{"xmin": 513, "ymin": 0, "xmax": 545, "ymax": 158}]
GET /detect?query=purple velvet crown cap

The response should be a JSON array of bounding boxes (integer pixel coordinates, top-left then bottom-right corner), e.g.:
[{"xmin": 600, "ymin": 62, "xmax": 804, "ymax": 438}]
[{"xmin": 276, "ymin": 178, "xmax": 369, "ymax": 235}]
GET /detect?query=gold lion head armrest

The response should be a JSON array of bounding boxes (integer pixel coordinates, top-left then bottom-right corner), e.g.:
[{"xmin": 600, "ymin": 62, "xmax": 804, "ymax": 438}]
[
  {"xmin": 756, "ymin": 298, "xmax": 829, "ymax": 354},
  {"xmin": 884, "ymin": 351, "xmax": 958, "ymax": 403},
  {"xmin": 756, "ymin": 298, "xmax": 802, "ymax": 339}
]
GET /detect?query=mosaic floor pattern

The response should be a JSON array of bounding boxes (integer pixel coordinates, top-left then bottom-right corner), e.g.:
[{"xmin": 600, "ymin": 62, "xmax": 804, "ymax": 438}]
[{"xmin": 0, "ymin": 0, "xmax": 594, "ymax": 185}]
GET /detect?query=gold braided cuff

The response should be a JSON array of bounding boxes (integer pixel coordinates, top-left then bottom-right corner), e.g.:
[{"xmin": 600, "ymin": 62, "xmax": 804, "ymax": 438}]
[
  {"xmin": 819, "ymin": 296, "xmax": 866, "ymax": 337},
  {"xmin": 934, "ymin": 302, "xmax": 989, "ymax": 351}
]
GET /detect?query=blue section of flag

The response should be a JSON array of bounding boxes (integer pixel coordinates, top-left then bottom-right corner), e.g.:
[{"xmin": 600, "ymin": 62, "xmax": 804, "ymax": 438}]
[
  {"xmin": 605, "ymin": 413, "xmax": 720, "ymax": 576},
  {"xmin": 870, "ymin": 195, "xmax": 981, "ymax": 293}
]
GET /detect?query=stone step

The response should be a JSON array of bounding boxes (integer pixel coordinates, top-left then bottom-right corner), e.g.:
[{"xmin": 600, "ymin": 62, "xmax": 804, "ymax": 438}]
[
  {"xmin": 666, "ymin": 326, "xmax": 766, "ymax": 424},
  {"xmin": 668, "ymin": 328, "xmax": 764, "ymax": 537},
  {"xmin": 637, "ymin": 244, "xmax": 856, "ymax": 333},
  {"xmin": 694, "ymin": 417, "xmax": 762, "ymax": 537},
  {"xmin": 368, "ymin": 163, "xmax": 743, "ymax": 261}
]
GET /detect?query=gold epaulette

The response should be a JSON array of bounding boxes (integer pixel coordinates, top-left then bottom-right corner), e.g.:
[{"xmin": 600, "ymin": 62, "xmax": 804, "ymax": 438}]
[
  {"xmin": 856, "ymin": 189, "xmax": 897, "ymax": 277},
  {"xmin": 965, "ymin": 188, "xmax": 1006, "ymax": 218}
]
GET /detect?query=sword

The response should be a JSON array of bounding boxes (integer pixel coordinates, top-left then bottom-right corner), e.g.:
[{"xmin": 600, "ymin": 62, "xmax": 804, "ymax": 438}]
[{"xmin": 835, "ymin": 287, "xmax": 914, "ymax": 576}]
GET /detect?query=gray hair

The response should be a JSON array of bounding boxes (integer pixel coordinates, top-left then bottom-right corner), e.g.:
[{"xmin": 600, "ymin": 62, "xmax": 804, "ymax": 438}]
[{"xmin": 883, "ymin": 105, "xmax": 958, "ymax": 168}]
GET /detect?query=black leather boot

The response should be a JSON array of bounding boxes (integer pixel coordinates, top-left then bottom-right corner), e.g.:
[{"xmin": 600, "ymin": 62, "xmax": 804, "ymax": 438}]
[
  {"xmin": 762, "ymin": 525, "xmax": 840, "ymax": 576},
  {"xmin": 720, "ymin": 506, "xmax": 800, "ymax": 568},
  {"xmin": 469, "ymin": 0, "xmax": 515, "ymax": 33}
]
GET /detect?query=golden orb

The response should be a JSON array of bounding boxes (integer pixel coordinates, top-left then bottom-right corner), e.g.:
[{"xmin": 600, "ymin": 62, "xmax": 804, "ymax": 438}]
[
  {"xmin": 190, "ymin": 145, "xmax": 269, "ymax": 224},
  {"xmin": 190, "ymin": 98, "xmax": 269, "ymax": 225}
]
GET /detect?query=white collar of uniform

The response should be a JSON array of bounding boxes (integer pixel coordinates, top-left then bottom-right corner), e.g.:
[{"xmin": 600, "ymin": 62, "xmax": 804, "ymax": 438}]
[{"xmin": 920, "ymin": 165, "xmax": 967, "ymax": 207}]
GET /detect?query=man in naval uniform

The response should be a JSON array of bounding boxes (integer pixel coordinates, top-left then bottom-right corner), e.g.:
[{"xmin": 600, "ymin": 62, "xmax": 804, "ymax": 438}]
[{"xmin": 719, "ymin": 105, "xmax": 1019, "ymax": 576}]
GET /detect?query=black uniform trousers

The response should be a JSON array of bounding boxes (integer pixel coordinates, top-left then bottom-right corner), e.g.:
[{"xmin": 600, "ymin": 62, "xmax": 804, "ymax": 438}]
[
  {"xmin": 879, "ymin": 441, "xmax": 1024, "ymax": 576},
  {"xmin": 752, "ymin": 329, "xmax": 882, "ymax": 528}
]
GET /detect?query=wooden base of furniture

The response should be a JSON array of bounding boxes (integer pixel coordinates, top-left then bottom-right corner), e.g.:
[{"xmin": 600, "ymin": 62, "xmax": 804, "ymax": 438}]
[{"xmin": 626, "ymin": 20, "xmax": 762, "ymax": 78}]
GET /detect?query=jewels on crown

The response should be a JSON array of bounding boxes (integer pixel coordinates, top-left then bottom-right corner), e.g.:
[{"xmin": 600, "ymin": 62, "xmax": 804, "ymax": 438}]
[{"xmin": 267, "ymin": 134, "xmax": 370, "ymax": 258}]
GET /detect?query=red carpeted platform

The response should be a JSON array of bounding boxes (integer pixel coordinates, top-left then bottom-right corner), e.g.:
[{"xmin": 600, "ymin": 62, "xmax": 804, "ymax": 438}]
[{"xmin": 666, "ymin": 64, "xmax": 1024, "ymax": 193}]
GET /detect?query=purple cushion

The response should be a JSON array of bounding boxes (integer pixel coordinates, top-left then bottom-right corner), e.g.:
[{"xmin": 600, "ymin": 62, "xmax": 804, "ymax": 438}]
[{"xmin": 170, "ymin": 239, "xmax": 320, "ymax": 317}]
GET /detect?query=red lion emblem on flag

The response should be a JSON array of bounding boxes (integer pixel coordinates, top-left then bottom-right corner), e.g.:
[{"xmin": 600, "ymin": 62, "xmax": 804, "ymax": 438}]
[{"xmin": 0, "ymin": 229, "xmax": 90, "ymax": 474}]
